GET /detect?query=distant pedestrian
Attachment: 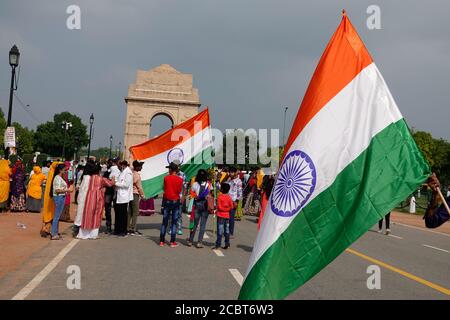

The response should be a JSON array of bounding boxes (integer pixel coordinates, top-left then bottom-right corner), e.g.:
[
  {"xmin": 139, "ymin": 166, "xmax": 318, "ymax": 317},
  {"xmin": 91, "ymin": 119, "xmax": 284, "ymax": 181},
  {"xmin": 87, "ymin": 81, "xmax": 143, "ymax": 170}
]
[
  {"xmin": 26, "ymin": 166, "xmax": 46, "ymax": 212},
  {"xmin": 114, "ymin": 161, "xmax": 133, "ymax": 237},
  {"xmin": 73, "ymin": 160, "xmax": 95, "ymax": 237},
  {"xmin": 0, "ymin": 159, "xmax": 11, "ymax": 212},
  {"xmin": 227, "ymin": 167, "xmax": 243, "ymax": 238},
  {"xmin": 50, "ymin": 164, "xmax": 73, "ymax": 240},
  {"xmin": 40, "ymin": 161, "xmax": 52, "ymax": 206},
  {"xmin": 10, "ymin": 160, "xmax": 26, "ymax": 212},
  {"xmin": 187, "ymin": 169, "xmax": 212, "ymax": 248},
  {"xmin": 102, "ymin": 159, "xmax": 114, "ymax": 233},
  {"xmin": 160, "ymin": 162, "xmax": 183, "ymax": 247},
  {"xmin": 77, "ymin": 163, "xmax": 115, "ymax": 240},
  {"xmin": 258, "ymin": 174, "xmax": 275, "ymax": 230},
  {"xmin": 40, "ymin": 162, "xmax": 62, "ymax": 237},
  {"xmin": 213, "ymin": 183, "xmax": 234, "ymax": 250},
  {"xmin": 128, "ymin": 160, "xmax": 145, "ymax": 236},
  {"xmin": 378, "ymin": 212, "xmax": 391, "ymax": 235},
  {"xmin": 107, "ymin": 157, "xmax": 121, "ymax": 233},
  {"xmin": 59, "ymin": 161, "xmax": 74, "ymax": 222},
  {"xmin": 139, "ymin": 197, "xmax": 155, "ymax": 216}
]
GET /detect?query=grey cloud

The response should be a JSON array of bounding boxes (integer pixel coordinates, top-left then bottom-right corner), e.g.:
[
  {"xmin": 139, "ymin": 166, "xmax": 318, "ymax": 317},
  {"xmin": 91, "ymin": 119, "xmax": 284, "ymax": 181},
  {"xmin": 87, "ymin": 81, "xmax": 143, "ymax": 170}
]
[{"xmin": 0, "ymin": 0, "xmax": 449, "ymax": 152}]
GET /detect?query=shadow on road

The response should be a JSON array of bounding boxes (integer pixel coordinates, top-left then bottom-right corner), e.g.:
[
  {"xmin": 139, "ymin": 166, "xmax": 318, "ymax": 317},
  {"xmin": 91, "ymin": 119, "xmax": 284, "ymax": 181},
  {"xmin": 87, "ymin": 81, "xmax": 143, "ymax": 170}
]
[
  {"xmin": 236, "ymin": 244, "xmax": 253, "ymax": 253},
  {"xmin": 137, "ymin": 223, "xmax": 162, "ymax": 231}
]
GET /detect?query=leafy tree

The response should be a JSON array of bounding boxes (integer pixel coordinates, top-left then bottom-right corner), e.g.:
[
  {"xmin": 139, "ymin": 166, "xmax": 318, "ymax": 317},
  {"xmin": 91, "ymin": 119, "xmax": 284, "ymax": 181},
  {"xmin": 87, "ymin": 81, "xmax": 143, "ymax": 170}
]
[
  {"xmin": 412, "ymin": 131, "xmax": 435, "ymax": 167},
  {"xmin": 90, "ymin": 147, "xmax": 112, "ymax": 161},
  {"xmin": 216, "ymin": 129, "xmax": 266, "ymax": 171},
  {"xmin": 0, "ymin": 108, "xmax": 35, "ymax": 155},
  {"xmin": 34, "ymin": 112, "xmax": 89, "ymax": 159},
  {"xmin": 412, "ymin": 130, "xmax": 450, "ymax": 185},
  {"xmin": 12, "ymin": 122, "xmax": 35, "ymax": 155},
  {"xmin": 0, "ymin": 107, "xmax": 6, "ymax": 137}
]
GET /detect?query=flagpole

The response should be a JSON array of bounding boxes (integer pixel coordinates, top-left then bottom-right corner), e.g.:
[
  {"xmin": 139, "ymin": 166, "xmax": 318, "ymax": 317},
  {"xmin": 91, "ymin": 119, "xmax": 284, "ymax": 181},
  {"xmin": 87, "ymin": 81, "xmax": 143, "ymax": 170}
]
[{"xmin": 436, "ymin": 188, "xmax": 450, "ymax": 215}]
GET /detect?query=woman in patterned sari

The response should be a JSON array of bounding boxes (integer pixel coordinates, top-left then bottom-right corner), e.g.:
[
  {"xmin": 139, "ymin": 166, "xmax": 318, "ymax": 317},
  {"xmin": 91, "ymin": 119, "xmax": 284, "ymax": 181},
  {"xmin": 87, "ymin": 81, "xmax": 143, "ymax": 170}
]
[
  {"xmin": 77, "ymin": 163, "xmax": 115, "ymax": 239},
  {"xmin": 10, "ymin": 160, "xmax": 26, "ymax": 212}
]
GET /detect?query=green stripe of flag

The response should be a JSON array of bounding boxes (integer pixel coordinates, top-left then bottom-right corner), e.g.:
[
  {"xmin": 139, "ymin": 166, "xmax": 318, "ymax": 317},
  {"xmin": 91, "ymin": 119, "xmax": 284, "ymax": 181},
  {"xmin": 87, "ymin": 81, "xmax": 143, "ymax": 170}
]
[{"xmin": 239, "ymin": 119, "xmax": 430, "ymax": 299}]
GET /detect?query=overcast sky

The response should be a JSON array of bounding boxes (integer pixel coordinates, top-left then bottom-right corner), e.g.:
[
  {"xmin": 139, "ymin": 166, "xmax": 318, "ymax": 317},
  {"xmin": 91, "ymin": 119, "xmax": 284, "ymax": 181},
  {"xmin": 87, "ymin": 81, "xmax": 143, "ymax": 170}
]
[{"xmin": 1, "ymin": 0, "xmax": 449, "ymax": 151}]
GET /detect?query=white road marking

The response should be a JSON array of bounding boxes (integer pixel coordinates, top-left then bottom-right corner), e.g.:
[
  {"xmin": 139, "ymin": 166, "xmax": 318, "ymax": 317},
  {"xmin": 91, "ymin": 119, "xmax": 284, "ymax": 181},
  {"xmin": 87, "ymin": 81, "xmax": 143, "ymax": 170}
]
[
  {"xmin": 423, "ymin": 244, "xmax": 450, "ymax": 253},
  {"xmin": 393, "ymin": 222, "xmax": 450, "ymax": 237},
  {"xmin": 229, "ymin": 268, "xmax": 244, "ymax": 286},
  {"xmin": 11, "ymin": 239, "xmax": 79, "ymax": 300},
  {"xmin": 213, "ymin": 249, "xmax": 224, "ymax": 257},
  {"xmin": 388, "ymin": 234, "xmax": 403, "ymax": 239}
]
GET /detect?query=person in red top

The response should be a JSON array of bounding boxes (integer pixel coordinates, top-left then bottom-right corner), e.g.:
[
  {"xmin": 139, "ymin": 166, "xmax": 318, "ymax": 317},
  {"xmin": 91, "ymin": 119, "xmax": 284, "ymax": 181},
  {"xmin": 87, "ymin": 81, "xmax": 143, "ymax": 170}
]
[
  {"xmin": 213, "ymin": 182, "xmax": 234, "ymax": 250},
  {"xmin": 160, "ymin": 162, "xmax": 183, "ymax": 247}
]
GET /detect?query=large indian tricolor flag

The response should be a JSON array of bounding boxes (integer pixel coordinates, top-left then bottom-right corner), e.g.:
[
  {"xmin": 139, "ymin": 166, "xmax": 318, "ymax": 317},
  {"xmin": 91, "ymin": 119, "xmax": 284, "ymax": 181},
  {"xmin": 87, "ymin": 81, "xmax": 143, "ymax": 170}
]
[
  {"xmin": 239, "ymin": 12, "xmax": 430, "ymax": 300},
  {"xmin": 130, "ymin": 109, "xmax": 214, "ymax": 198}
]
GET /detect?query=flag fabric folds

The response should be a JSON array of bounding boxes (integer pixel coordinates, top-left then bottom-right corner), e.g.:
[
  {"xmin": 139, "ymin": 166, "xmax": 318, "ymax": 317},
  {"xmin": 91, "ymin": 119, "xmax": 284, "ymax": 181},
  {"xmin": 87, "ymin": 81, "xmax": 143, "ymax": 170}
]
[
  {"xmin": 130, "ymin": 109, "xmax": 214, "ymax": 198},
  {"xmin": 239, "ymin": 12, "xmax": 430, "ymax": 300}
]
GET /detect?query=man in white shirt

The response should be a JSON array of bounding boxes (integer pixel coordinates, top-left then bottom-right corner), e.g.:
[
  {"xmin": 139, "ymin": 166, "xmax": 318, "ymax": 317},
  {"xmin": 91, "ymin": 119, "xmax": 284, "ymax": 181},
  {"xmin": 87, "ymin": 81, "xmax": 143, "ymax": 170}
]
[{"xmin": 114, "ymin": 160, "xmax": 133, "ymax": 237}]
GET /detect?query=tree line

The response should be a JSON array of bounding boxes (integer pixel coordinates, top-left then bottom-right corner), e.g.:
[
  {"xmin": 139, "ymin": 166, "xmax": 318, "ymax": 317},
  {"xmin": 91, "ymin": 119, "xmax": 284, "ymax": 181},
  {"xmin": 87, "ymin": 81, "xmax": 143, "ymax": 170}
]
[{"xmin": 0, "ymin": 108, "xmax": 88, "ymax": 159}]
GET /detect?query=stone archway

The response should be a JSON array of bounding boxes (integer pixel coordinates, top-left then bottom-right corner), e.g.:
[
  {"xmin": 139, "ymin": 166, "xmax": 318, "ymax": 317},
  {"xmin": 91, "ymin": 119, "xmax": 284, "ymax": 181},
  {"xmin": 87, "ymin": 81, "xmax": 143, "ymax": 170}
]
[
  {"xmin": 123, "ymin": 64, "xmax": 201, "ymax": 160},
  {"xmin": 149, "ymin": 112, "xmax": 174, "ymax": 138}
]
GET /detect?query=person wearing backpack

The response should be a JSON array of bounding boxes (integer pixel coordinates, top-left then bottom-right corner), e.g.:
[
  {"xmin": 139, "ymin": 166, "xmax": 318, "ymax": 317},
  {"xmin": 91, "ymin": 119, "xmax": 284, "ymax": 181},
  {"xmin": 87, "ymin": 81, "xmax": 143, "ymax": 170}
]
[{"xmin": 187, "ymin": 169, "xmax": 212, "ymax": 248}]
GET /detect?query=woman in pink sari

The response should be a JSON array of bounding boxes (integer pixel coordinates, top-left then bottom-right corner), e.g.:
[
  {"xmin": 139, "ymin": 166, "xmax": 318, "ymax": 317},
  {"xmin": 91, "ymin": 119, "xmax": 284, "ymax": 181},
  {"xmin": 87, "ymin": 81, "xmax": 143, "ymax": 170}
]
[{"xmin": 77, "ymin": 163, "xmax": 115, "ymax": 239}]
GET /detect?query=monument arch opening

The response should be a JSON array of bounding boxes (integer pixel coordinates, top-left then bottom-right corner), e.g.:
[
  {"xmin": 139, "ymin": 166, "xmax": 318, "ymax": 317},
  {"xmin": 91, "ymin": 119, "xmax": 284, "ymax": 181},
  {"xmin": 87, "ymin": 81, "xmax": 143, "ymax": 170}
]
[
  {"xmin": 149, "ymin": 112, "xmax": 174, "ymax": 138},
  {"xmin": 123, "ymin": 64, "xmax": 201, "ymax": 159}
]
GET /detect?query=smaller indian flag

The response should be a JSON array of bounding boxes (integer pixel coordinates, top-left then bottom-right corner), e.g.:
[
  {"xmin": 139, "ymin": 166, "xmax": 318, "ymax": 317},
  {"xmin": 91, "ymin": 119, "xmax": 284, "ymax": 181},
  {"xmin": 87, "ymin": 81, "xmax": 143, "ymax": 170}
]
[{"xmin": 130, "ymin": 109, "xmax": 214, "ymax": 198}]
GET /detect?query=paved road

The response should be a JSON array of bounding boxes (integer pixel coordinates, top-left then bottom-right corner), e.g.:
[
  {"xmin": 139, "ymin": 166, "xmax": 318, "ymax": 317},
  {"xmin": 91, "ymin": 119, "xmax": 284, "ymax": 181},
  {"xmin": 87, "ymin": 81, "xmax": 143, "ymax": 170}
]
[{"xmin": 1, "ymin": 198, "xmax": 449, "ymax": 300}]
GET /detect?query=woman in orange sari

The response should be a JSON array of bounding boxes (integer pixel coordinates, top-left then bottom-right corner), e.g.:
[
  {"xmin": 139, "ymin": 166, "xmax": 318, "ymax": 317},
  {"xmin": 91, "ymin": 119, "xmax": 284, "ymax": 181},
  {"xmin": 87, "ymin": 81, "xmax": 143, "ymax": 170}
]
[
  {"xmin": 26, "ymin": 166, "xmax": 46, "ymax": 212},
  {"xmin": 0, "ymin": 159, "xmax": 11, "ymax": 212},
  {"xmin": 40, "ymin": 162, "xmax": 61, "ymax": 237}
]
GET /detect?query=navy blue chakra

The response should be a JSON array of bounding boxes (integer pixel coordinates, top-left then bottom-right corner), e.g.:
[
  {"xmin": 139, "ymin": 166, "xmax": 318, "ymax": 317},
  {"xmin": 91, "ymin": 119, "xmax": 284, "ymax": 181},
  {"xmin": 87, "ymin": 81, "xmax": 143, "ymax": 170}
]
[
  {"xmin": 167, "ymin": 148, "xmax": 184, "ymax": 165},
  {"xmin": 270, "ymin": 150, "xmax": 316, "ymax": 217}
]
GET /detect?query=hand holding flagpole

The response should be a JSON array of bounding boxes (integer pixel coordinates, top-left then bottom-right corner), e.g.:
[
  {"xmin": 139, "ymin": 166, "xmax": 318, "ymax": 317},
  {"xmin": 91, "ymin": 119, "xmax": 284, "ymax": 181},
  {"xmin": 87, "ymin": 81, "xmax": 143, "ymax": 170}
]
[{"xmin": 428, "ymin": 173, "xmax": 450, "ymax": 215}]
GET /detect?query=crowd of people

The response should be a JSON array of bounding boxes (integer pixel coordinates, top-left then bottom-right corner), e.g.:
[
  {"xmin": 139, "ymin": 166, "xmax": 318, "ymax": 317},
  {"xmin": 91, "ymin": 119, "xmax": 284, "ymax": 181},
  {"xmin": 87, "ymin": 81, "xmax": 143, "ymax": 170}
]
[
  {"xmin": 0, "ymin": 155, "xmax": 277, "ymax": 246},
  {"xmin": 4, "ymin": 154, "xmax": 444, "ymax": 245},
  {"xmin": 158, "ymin": 163, "xmax": 276, "ymax": 248}
]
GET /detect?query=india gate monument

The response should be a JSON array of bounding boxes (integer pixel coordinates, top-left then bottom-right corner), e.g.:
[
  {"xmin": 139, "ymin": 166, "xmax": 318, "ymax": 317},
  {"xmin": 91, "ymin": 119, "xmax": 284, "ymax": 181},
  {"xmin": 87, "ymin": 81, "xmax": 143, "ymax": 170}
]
[{"xmin": 123, "ymin": 64, "xmax": 201, "ymax": 160}]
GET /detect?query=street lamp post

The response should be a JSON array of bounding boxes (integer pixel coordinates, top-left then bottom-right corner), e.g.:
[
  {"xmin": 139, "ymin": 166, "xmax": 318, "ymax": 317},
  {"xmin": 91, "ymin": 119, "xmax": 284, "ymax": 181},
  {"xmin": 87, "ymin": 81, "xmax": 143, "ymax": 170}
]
[
  {"xmin": 282, "ymin": 106, "xmax": 288, "ymax": 146},
  {"xmin": 87, "ymin": 113, "xmax": 94, "ymax": 160},
  {"xmin": 74, "ymin": 135, "xmax": 80, "ymax": 161},
  {"xmin": 109, "ymin": 135, "xmax": 113, "ymax": 159},
  {"xmin": 118, "ymin": 142, "xmax": 122, "ymax": 159},
  {"xmin": 61, "ymin": 121, "xmax": 72, "ymax": 160},
  {"xmin": 5, "ymin": 45, "xmax": 20, "ymax": 159}
]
